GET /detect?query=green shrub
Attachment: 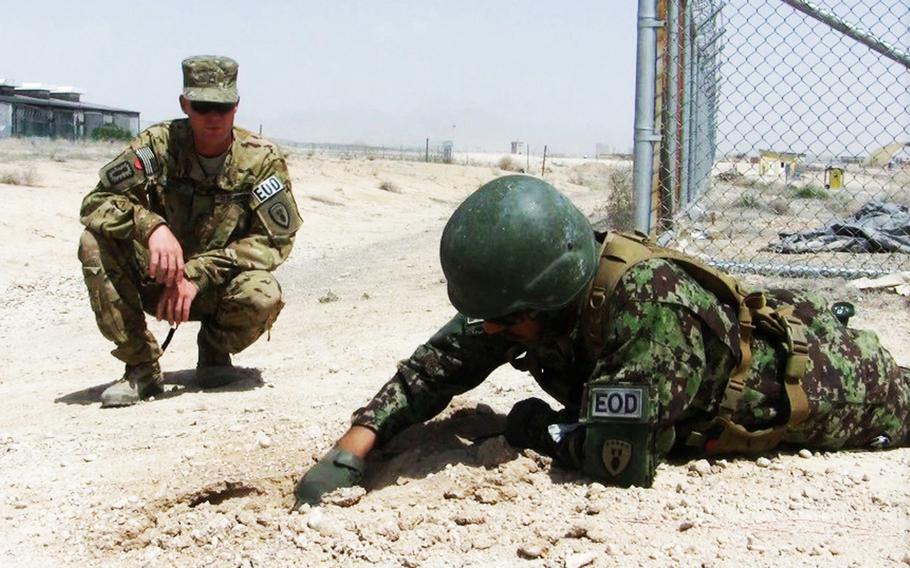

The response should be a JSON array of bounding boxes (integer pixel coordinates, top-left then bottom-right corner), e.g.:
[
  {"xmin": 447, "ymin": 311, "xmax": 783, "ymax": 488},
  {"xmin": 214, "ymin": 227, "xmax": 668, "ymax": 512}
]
[
  {"xmin": 715, "ymin": 168, "xmax": 744, "ymax": 182},
  {"xmin": 90, "ymin": 124, "xmax": 133, "ymax": 142},
  {"xmin": 792, "ymin": 183, "xmax": 830, "ymax": 199}
]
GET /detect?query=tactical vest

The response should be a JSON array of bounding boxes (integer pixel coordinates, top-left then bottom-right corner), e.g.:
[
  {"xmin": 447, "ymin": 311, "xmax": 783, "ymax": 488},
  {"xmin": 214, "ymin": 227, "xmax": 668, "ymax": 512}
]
[{"xmin": 579, "ymin": 232, "xmax": 811, "ymax": 455}]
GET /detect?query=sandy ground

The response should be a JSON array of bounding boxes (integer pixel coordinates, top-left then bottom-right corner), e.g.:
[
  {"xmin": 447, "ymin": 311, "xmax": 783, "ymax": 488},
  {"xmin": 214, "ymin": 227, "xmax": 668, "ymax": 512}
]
[{"xmin": 0, "ymin": 140, "xmax": 908, "ymax": 567}]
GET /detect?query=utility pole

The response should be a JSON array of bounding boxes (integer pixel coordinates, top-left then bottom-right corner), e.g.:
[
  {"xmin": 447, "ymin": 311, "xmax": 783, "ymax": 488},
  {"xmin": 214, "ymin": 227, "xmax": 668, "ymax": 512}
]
[
  {"xmin": 541, "ymin": 145, "xmax": 548, "ymax": 176},
  {"xmin": 425, "ymin": 138, "xmax": 429, "ymax": 162}
]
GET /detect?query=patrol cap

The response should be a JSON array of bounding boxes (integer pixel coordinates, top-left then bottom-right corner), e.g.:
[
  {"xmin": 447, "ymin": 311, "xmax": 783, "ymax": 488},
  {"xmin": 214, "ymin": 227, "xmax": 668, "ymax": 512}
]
[{"xmin": 181, "ymin": 55, "xmax": 239, "ymax": 103}]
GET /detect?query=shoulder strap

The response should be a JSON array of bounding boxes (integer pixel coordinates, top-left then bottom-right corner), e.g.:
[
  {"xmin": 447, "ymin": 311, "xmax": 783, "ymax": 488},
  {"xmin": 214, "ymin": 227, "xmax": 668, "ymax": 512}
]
[{"xmin": 579, "ymin": 232, "xmax": 655, "ymax": 355}]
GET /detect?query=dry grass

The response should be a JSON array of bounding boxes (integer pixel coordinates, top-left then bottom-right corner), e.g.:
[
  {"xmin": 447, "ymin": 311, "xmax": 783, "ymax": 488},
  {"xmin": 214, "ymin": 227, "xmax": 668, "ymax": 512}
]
[
  {"xmin": 378, "ymin": 180, "xmax": 401, "ymax": 193},
  {"xmin": 0, "ymin": 167, "xmax": 39, "ymax": 186},
  {"xmin": 732, "ymin": 191, "xmax": 761, "ymax": 209},
  {"xmin": 605, "ymin": 166, "xmax": 635, "ymax": 231},
  {"xmin": 497, "ymin": 155, "xmax": 519, "ymax": 172},
  {"xmin": 0, "ymin": 138, "xmax": 121, "ymax": 162}
]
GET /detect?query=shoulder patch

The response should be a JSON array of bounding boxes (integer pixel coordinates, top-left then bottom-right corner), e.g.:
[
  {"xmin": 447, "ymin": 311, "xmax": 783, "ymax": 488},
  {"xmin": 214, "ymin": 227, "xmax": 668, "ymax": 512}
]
[
  {"xmin": 99, "ymin": 148, "xmax": 151, "ymax": 191},
  {"xmin": 106, "ymin": 160, "xmax": 133, "ymax": 185},
  {"xmin": 251, "ymin": 175, "xmax": 285, "ymax": 208}
]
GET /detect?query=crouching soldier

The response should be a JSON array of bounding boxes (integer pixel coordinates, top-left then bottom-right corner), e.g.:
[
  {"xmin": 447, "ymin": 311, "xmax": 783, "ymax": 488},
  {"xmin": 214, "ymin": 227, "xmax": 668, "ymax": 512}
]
[
  {"xmin": 78, "ymin": 55, "xmax": 302, "ymax": 407},
  {"xmin": 293, "ymin": 175, "xmax": 909, "ymax": 505}
]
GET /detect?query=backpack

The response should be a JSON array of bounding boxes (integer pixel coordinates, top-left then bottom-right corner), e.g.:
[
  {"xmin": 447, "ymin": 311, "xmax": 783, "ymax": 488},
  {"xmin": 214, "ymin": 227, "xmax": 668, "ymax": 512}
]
[{"xmin": 579, "ymin": 232, "xmax": 810, "ymax": 454}]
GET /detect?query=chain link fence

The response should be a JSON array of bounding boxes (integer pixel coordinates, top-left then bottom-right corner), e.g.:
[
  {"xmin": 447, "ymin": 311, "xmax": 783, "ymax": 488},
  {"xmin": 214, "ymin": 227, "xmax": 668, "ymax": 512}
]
[
  {"xmin": 282, "ymin": 140, "xmax": 455, "ymax": 163},
  {"xmin": 640, "ymin": 0, "xmax": 909, "ymax": 277}
]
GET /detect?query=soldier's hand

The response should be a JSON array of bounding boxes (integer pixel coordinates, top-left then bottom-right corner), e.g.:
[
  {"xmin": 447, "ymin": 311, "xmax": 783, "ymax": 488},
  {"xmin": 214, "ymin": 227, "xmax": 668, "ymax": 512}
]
[
  {"xmin": 293, "ymin": 448, "xmax": 365, "ymax": 510},
  {"xmin": 147, "ymin": 225, "xmax": 185, "ymax": 287},
  {"xmin": 156, "ymin": 279, "xmax": 198, "ymax": 325}
]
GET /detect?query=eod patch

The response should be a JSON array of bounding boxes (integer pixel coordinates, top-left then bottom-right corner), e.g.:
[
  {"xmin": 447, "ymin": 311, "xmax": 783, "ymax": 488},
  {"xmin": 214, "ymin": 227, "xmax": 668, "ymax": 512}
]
[
  {"xmin": 250, "ymin": 174, "xmax": 302, "ymax": 237},
  {"xmin": 252, "ymin": 175, "xmax": 285, "ymax": 206}
]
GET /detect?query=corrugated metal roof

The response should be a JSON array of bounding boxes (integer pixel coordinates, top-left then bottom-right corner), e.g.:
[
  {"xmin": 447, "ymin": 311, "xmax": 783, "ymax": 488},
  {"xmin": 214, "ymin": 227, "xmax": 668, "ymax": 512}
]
[{"xmin": 0, "ymin": 94, "xmax": 139, "ymax": 115}]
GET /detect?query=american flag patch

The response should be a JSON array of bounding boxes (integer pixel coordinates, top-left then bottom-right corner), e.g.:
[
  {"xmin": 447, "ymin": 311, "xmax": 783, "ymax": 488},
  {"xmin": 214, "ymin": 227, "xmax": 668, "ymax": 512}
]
[{"xmin": 135, "ymin": 146, "xmax": 158, "ymax": 175}]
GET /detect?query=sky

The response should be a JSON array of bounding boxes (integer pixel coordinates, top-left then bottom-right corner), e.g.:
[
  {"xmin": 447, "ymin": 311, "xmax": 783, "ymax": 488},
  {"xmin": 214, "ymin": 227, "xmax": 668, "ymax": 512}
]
[{"xmin": 0, "ymin": 1, "xmax": 638, "ymax": 155}]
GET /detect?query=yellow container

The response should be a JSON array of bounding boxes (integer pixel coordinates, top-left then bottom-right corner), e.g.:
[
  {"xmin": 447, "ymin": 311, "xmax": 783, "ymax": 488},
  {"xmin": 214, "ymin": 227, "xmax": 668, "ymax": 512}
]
[{"xmin": 825, "ymin": 167, "xmax": 844, "ymax": 189}]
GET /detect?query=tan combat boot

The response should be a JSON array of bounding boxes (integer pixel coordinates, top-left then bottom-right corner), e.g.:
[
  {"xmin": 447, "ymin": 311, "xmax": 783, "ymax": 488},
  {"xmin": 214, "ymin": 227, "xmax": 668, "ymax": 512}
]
[
  {"xmin": 196, "ymin": 333, "xmax": 237, "ymax": 389},
  {"xmin": 100, "ymin": 361, "xmax": 164, "ymax": 408}
]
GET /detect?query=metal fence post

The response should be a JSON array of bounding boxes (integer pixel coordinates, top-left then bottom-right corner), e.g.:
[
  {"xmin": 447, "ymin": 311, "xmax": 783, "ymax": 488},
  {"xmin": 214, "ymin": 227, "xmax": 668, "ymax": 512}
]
[{"xmin": 633, "ymin": 0, "xmax": 663, "ymax": 234}]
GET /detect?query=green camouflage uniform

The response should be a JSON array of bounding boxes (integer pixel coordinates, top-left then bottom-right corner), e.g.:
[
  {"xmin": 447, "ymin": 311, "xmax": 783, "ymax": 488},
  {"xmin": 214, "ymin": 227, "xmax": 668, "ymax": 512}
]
[
  {"xmin": 352, "ymin": 256, "xmax": 910, "ymax": 462},
  {"xmin": 78, "ymin": 119, "xmax": 302, "ymax": 365}
]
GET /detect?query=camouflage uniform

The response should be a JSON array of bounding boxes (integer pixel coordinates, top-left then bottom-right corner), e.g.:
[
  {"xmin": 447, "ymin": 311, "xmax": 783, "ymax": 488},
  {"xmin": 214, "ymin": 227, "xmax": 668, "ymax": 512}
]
[
  {"xmin": 78, "ymin": 118, "xmax": 302, "ymax": 366},
  {"xmin": 352, "ymin": 253, "xmax": 910, "ymax": 464}
]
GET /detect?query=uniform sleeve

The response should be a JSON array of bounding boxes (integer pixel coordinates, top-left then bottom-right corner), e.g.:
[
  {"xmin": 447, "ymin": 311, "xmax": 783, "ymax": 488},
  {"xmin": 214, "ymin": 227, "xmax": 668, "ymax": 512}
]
[
  {"xmin": 183, "ymin": 154, "xmax": 301, "ymax": 293},
  {"xmin": 79, "ymin": 136, "xmax": 167, "ymax": 243},
  {"xmin": 350, "ymin": 314, "xmax": 513, "ymax": 444}
]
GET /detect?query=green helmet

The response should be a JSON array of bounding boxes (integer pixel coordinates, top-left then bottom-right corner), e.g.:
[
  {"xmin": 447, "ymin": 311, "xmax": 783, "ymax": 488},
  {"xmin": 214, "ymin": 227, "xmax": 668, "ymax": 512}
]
[{"xmin": 440, "ymin": 175, "xmax": 598, "ymax": 319}]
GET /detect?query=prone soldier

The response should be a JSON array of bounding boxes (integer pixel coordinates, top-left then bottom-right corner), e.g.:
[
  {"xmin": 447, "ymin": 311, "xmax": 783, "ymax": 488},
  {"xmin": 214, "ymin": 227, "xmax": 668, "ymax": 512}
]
[
  {"xmin": 293, "ymin": 175, "xmax": 909, "ymax": 504},
  {"xmin": 78, "ymin": 55, "xmax": 302, "ymax": 407}
]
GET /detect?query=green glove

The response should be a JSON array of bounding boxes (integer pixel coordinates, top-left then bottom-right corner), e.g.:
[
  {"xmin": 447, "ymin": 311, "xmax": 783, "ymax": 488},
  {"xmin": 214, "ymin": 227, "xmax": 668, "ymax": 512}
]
[{"xmin": 293, "ymin": 448, "xmax": 365, "ymax": 509}]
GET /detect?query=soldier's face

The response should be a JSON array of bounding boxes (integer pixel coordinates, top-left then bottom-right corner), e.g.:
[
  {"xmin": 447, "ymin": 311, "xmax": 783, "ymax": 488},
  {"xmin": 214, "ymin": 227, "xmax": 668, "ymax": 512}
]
[
  {"xmin": 180, "ymin": 96, "xmax": 238, "ymax": 148},
  {"xmin": 482, "ymin": 312, "xmax": 543, "ymax": 345}
]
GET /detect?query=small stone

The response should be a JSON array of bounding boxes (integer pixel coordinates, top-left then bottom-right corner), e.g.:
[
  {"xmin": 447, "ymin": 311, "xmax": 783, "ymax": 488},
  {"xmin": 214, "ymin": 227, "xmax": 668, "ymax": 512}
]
[
  {"xmin": 83, "ymin": 454, "xmax": 97, "ymax": 463},
  {"xmin": 678, "ymin": 521, "xmax": 695, "ymax": 532},
  {"xmin": 318, "ymin": 290, "xmax": 339, "ymax": 304},
  {"xmin": 453, "ymin": 513, "xmax": 485, "ymax": 526},
  {"xmin": 604, "ymin": 543, "xmax": 618, "ymax": 555},
  {"xmin": 143, "ymin": 546, "xmax": 163, "ymax": 562},
  {"xmin": 901, "ymin": 552, "xmax": 910, "ymax": 565},
  {"xmin": 517, "ymin": 541, "xmax": 547, "ymax": 559},
  {"xmin": 306, "ymin": 508, "xmax": 342, "ymax": 537},
  {"xmin": 474, "ymin": 487, "xmax": 499, "ymax": 504},
  {"xmin": 443, "ymin": 488, "xmax": 467, "ymax": 500},
  {"xmin": 755, "ymin": 457, "xmax": 771, "ymax": 468},
  {"xmin": 798, "ymin": 449, "xmax": 812, "ymax": 459},
  {"xmin": 690, "ymin": 459, "xmax": 712, "ymax": 475},
  {"xmin": 565, "ymin": 551, "xmax": 595, "ymax": 568},
  {"xmin": 255, "ymin": 434, "xmax": 272, "ymax": 449},
  {"xmin": 323, "ymin": 486, "xmax": 366, "ymax": 507},
  {"xmin": 472, "ymin": 535, "xmax": 494, "ymax": 550}
]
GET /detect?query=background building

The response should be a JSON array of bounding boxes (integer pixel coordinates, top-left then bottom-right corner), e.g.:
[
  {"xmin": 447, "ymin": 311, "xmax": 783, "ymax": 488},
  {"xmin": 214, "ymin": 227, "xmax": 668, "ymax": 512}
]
[{"xmin": 0, "ymin": 81, "xmax": 139, "ymax": 140}]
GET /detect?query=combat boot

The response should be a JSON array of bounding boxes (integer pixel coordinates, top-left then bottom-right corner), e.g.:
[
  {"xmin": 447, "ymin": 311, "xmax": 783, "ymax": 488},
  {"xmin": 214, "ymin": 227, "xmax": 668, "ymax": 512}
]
[
  {"xmin": 100, "ymin": 361, "xmax": 164, "ymax": 408},
  {"xmin": 196, "ymin": 333, "xmax": 237, "ymax": 389}
]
